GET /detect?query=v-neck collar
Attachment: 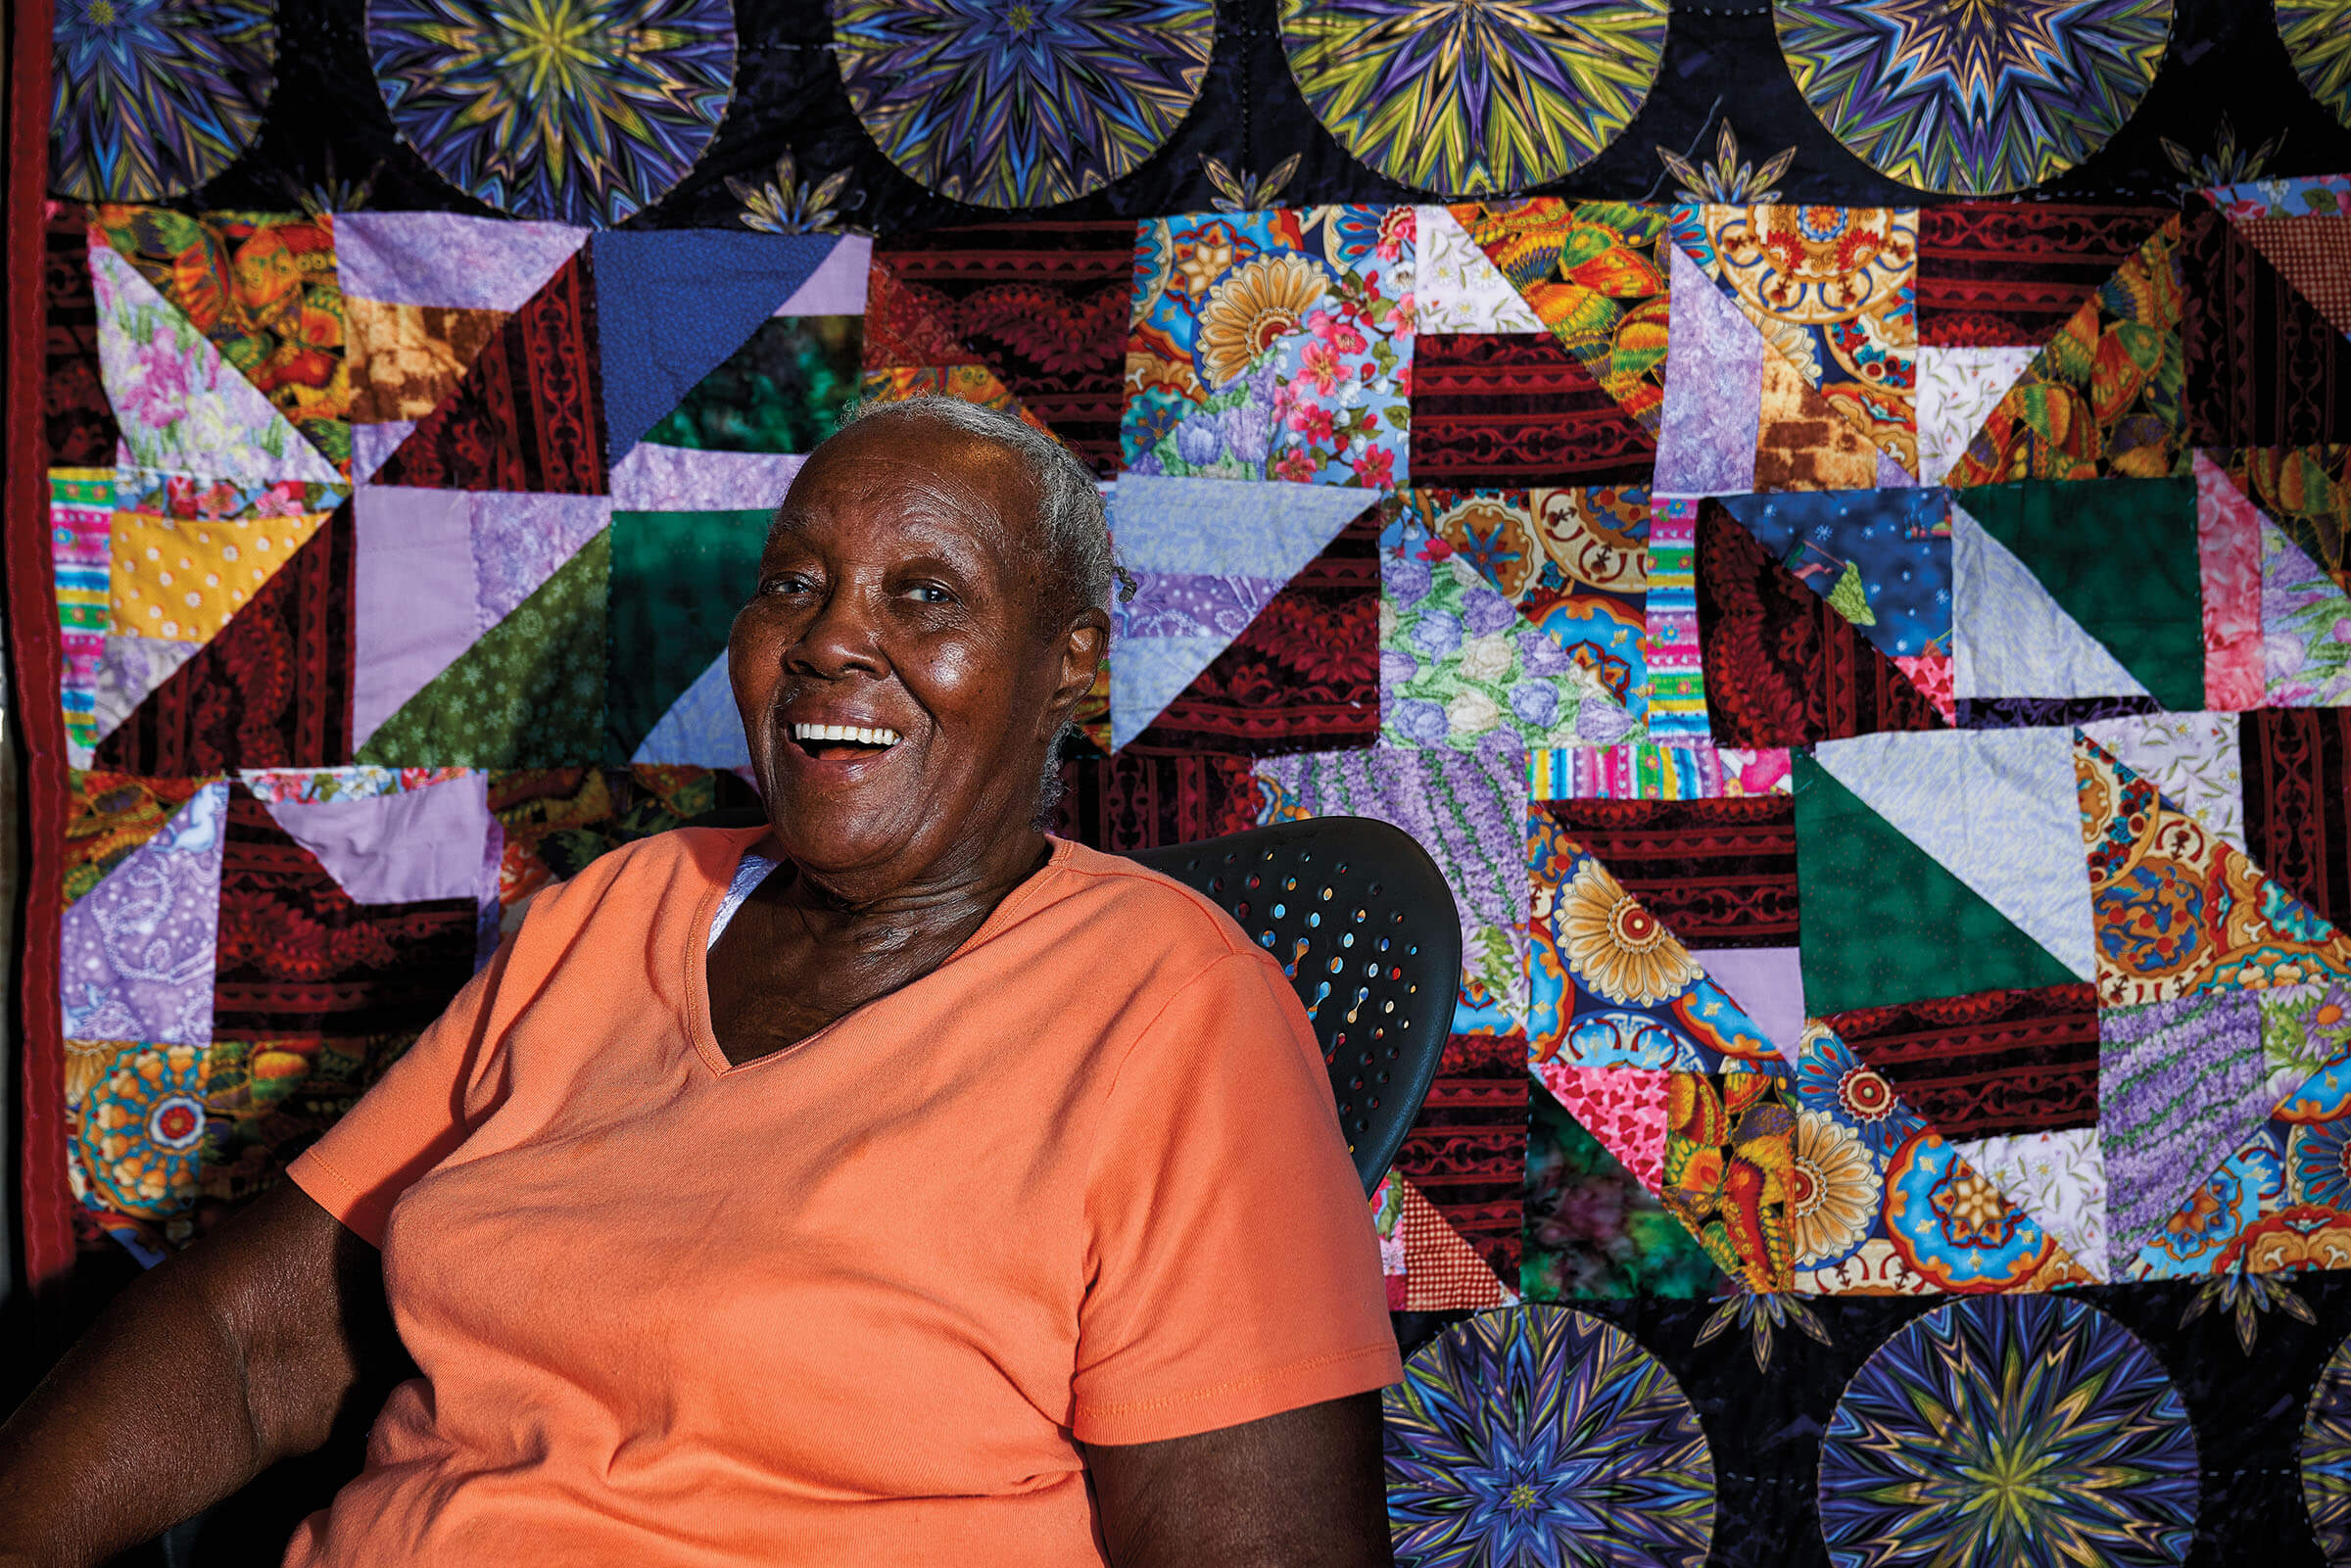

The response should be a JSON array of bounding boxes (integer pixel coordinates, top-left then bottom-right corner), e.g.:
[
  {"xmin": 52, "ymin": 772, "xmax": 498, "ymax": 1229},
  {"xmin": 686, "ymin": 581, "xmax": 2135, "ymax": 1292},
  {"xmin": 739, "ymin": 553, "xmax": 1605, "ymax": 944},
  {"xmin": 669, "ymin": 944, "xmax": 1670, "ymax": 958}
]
[{"xmin": 682, "ymin": 831, "xmax": 1073, "ymax": 1079}]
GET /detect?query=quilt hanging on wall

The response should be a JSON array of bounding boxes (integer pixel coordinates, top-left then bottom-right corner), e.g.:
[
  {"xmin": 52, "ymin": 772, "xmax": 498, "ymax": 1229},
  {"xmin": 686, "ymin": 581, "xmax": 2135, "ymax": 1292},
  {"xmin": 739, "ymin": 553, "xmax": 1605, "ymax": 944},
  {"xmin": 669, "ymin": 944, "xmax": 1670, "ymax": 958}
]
[{"xmin": 22, "ymin": 0, "xmax": 2351, "ymax": 1560}]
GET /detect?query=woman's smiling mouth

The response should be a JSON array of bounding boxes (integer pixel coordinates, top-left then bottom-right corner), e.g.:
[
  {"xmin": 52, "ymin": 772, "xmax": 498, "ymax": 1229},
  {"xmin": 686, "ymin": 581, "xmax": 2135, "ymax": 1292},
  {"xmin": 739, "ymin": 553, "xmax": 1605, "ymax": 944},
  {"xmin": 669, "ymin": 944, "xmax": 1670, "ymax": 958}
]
[{"xmin": 789, "ymin": 721, "xmax": 903, "ymax": 761}]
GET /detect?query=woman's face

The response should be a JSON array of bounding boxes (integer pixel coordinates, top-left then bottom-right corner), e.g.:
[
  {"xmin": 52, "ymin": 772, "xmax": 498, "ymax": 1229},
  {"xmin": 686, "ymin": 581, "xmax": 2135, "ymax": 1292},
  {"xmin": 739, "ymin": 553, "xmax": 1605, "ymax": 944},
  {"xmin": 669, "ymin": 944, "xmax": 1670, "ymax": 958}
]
[{"xmin": 729, "ymin": 419, "xmax": 1103, "ymax": 889}]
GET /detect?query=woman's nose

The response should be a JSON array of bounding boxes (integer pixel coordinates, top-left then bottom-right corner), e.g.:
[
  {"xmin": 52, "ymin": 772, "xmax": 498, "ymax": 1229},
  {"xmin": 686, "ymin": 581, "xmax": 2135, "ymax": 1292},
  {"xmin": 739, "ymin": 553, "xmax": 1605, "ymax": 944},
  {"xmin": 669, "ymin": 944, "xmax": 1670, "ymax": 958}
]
[{"xmin": 791, "ymin": 587, "xmax": 885, "ymax": 678}]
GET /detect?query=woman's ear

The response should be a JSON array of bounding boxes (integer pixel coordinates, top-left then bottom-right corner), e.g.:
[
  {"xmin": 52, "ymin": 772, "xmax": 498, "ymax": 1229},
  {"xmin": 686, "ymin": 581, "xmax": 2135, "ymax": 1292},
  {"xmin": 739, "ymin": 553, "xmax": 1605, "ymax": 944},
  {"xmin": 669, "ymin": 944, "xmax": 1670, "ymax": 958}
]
[{"xmin": 1042, "ymin": 610, "xmax": 1110, "ymax": 738}]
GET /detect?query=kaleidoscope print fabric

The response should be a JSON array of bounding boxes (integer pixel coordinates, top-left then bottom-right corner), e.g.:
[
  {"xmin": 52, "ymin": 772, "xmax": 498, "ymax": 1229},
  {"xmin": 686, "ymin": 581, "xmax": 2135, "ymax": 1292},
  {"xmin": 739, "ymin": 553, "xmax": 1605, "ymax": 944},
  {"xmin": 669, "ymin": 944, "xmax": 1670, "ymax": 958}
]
[
  {"xmin": 1384, "ymin": 1307, "xmax": 1714, "ymax": 1566},
  {"xmin": 368, "ymin": 0, "xmax": 736, "ymax": 225},
  {"xmin": 834, "ymin": 0, "xmax": 1214, "ymax": 209},
  {"xmin": 1279, "ymin": 0, "xmax": 1667, "ymax": 197},
  {"xmin": 2305, "ymin": 1326, "xmax": 2351, "ymax": 1559},
  {"xmin": 48, "ymin": 0, "xmax": 276, "ymax": 201},
  {"xmin": 1775, "ymin": 0, "xmax": 2175, "ymax": 196},
  {"xmin": 1816, "ymin": 1295, "xmax": 2199, "ymax": 1567},
  {"xmin": 2279, "ymin": 0, "xmax": 2351, "ymax": 135}
]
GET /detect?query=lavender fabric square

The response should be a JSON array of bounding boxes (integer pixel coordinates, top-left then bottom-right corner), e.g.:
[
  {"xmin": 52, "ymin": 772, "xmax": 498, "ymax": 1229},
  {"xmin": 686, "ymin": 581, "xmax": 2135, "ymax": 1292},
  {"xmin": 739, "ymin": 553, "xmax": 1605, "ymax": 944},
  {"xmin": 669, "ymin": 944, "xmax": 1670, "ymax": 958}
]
[
  {"xmin": 263, "ymin": 772, "xmax": 496, "ymax": 906},
  {"xmin": 1655, "ymin": 243, "xmax": 1759, "ymax": 497},
  {"xmin": 633, "ymin": 649, "xmax": 752, "ymax": 768},
  {"xmin": 2099, "ymin": 987, "xmax": 2272, "ymax": 1271},
  {"xmin": 1688, "ymin": 946, "xmax": 1806, "ymax": 1064},
  {"xmin": 354, "ymin": 487, "xmax": 477, "ymax": 750},
  {"xmin": 609, "ymin": 447, "xmax": 806, "ymax": 512},
  {"xmin": 335, "ymin": 212, "xmax": 586, "ymax": 311},
  {"xmin": 471, "ymin": 494, "xmax": 615, "ymax": 629},
  {"xmin": 1117, "ymin": 572, "xmax": 1282, "ymax": 641},
  {"xmin": 60, "ymin": 781, "xmax": 229, "ymax": 1044}
]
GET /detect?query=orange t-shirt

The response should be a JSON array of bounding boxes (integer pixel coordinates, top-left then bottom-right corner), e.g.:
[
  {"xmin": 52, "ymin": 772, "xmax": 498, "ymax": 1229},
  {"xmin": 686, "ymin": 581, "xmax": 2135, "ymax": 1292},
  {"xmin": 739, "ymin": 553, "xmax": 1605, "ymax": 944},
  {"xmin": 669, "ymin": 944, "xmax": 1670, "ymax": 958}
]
[{"xmin": 282, "ymin": 829, "xmax": 1400, "ymax": 1567}]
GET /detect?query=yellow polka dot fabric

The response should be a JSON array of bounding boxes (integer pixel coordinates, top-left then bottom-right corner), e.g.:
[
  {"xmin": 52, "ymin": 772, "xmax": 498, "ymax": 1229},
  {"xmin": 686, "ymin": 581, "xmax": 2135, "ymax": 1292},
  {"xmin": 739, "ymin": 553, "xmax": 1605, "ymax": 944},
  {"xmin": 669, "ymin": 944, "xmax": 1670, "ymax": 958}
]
[{"xmin": 108, "ymin": 511, "xmax": 331, "ymax": 643}]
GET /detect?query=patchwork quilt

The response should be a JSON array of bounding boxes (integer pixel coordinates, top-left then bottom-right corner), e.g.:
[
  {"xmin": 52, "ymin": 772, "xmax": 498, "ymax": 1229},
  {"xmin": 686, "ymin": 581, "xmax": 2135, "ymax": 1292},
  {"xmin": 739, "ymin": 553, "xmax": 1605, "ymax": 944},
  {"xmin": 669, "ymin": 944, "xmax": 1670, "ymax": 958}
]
[{"xmin": 24, "ymin": 0, "xmax": 2351, "ymax": 1559}]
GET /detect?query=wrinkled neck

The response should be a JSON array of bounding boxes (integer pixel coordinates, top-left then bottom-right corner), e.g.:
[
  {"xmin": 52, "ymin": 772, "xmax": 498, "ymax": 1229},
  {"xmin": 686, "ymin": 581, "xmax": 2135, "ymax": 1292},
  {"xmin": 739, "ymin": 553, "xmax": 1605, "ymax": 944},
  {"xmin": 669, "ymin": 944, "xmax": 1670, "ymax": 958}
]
[{"xmin": 777, "ymin": 829, "xmax": 1052, "ymax": 960}]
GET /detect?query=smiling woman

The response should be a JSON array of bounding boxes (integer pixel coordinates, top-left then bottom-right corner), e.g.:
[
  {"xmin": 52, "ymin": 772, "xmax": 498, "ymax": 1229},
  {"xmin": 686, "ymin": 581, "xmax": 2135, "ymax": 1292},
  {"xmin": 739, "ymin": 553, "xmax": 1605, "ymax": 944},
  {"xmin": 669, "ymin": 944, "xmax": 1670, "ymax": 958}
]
[{"xmin": 0, "ymin": 400, "xmax": 1403, "ymax": 1568}]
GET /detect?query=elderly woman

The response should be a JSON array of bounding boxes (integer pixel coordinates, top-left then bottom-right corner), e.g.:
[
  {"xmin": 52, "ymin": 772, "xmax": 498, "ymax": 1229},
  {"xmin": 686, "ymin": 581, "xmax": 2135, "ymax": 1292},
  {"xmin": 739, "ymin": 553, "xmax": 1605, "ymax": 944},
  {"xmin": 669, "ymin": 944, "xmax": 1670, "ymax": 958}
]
[{"xmin": 0, "ymin": 399, "xmax": 1400, "ymax": 1566}]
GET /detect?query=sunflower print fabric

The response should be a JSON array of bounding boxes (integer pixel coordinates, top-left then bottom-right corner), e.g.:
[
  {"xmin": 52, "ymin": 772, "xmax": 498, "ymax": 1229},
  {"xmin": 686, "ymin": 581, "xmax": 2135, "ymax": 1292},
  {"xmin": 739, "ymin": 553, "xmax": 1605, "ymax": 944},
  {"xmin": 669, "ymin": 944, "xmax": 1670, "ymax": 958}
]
[
  {"xmin": 1790, "ymin": 1023, "xmax": 2084, "ymax": 1293},
  {"xmin": 1525, "ymin": 814, "xmax": 1780, "ymax": 1073},
  {"xmin": 1123, "ymin": 206, "xmax": 1415, "ymax": 487}
]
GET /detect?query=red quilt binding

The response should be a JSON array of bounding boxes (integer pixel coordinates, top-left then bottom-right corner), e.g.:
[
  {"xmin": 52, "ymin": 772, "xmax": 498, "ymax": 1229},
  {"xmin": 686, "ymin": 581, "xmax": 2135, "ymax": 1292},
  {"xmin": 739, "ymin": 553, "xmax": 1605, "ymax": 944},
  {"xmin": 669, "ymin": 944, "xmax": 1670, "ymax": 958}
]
[{"xmin": 7, "ymin": 0, "xmax": 75, "ymax": 1308}]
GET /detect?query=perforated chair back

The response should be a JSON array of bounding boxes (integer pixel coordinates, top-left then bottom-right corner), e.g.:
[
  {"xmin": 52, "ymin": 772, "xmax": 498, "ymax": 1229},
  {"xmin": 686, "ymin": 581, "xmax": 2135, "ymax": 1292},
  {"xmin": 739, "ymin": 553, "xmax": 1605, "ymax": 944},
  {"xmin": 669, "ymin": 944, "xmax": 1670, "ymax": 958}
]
[{"xmin": 1127, "ymin": 817, "xmax": 1462, "ymax": 1194}]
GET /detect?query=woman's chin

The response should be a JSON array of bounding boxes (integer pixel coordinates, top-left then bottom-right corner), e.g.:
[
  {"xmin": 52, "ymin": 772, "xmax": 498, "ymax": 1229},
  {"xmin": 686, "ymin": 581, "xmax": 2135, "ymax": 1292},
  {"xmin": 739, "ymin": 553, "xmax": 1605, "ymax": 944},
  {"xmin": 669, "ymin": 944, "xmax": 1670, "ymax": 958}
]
[{"xmin": 763, "ymin": 808, "xmax": 929, "ymax": 881}]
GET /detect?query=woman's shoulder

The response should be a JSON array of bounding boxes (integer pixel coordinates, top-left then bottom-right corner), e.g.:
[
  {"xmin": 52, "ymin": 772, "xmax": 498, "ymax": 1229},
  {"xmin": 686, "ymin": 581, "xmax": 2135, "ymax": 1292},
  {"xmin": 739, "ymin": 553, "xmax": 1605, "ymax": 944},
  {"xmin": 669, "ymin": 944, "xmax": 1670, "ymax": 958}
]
[
  {"xmin": 1035, "ymin": 838, "xmax": 1267, "ymax": 970},
  {"xmin": 515, "ymin": 825, "xmax": 761, "ymax": 932}
]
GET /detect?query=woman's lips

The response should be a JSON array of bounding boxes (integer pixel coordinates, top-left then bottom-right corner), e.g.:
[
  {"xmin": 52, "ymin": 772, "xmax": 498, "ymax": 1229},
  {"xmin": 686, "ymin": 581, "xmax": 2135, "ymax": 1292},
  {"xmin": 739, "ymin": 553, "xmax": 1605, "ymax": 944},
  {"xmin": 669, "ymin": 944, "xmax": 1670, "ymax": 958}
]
[{"xmin": 781, "ymin": 719, "xmax": 905, "ymax": 766}]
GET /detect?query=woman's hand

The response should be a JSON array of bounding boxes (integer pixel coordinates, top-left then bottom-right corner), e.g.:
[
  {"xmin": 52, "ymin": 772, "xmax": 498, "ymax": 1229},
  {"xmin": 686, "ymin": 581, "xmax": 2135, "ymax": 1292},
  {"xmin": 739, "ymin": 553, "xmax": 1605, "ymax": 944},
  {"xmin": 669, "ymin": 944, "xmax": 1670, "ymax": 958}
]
[
  {"xmin": 0, "ymin": 1183, "xmax": 399, "ymax": 1568},
  {"xmin": 1084, "ymin": 1392, "xmax": 1394, "ymax": 1568}
]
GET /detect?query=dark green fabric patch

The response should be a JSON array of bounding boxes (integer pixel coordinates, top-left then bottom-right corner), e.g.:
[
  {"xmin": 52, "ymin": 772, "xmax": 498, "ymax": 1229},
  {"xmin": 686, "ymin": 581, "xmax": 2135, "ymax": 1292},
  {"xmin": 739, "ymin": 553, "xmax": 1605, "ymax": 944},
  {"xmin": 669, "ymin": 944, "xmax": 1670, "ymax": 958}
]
[
  {"xmin": 604, "ymin": 509, "xmax": 770, "ymax": 761},
  {"xmin": 1959, "ymin": 477, "xmax": 2204, "ymax": 712},
  {"xmin": 1793, "ymin": 751, "xmax": 2079, "ymax": 1019}
]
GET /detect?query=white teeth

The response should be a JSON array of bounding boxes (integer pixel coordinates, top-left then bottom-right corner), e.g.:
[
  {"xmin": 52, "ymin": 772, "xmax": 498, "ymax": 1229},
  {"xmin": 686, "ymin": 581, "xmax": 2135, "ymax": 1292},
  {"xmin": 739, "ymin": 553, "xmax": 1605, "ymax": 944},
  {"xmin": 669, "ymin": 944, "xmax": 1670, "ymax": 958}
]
[{"xmin": 790, "ymin": 722, "xmax": 901, "ymax": 746}]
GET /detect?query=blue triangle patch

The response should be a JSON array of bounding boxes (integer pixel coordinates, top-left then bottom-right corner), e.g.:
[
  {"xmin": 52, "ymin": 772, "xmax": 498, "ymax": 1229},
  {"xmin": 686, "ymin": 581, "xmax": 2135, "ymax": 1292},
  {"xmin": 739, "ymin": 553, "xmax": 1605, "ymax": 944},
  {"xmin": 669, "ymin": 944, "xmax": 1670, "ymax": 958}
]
[{"xmin": 591, "ymin": 230, "xmax": 840, "ymax": 462}]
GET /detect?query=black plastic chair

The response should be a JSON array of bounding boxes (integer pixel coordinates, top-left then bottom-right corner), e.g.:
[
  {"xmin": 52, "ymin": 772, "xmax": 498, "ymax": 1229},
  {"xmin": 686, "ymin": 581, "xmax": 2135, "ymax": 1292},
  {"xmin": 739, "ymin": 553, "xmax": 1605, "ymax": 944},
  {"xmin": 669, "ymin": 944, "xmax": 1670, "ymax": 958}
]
[
  {"xmin": 1128, "ymin": 817, "xmax": 1461, "ymax": 1193},
  {"xmin": 686, "ymin": 809, "xmax": 1463, "ymax": 1191}
]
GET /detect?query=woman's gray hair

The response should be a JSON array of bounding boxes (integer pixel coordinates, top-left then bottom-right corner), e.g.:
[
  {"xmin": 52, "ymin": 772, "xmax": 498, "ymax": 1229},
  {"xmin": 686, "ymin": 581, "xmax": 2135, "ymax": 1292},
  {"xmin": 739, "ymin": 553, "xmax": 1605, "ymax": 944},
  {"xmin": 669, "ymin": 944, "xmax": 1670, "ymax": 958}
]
[
  {"xmin": 827, "ymin": 396, "xmax": 1132, "ymax": 824},
  {"xmin": 835, "ymin": 395, "xmax": 1129, "ymax": 624}
]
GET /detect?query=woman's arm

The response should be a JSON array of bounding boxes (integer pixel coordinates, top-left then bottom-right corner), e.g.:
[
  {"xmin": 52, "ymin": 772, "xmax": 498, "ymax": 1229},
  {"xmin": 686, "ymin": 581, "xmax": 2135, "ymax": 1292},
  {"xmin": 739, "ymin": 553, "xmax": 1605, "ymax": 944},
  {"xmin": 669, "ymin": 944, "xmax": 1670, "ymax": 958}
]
[
  {"xmin": 0, "ymin": 1182, "xmax": 397, "ymax": 1568},
  {"xmin": 1084, "ymin": 1392, "xmax": 1394, "ymax": 1568}
]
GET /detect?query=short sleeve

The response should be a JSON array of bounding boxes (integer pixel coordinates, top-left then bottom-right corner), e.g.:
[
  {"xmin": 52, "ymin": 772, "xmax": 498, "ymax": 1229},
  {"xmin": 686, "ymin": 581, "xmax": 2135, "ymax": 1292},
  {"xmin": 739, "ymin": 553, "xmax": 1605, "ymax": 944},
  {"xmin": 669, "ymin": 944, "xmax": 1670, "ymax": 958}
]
[
  {"xmin": 285, "ymin": 936, "xmax": 516, "ymax": 1247},
  {"xmin": 1072, "ymin": 949, "xmax": 1402, "ymax": 1446}
]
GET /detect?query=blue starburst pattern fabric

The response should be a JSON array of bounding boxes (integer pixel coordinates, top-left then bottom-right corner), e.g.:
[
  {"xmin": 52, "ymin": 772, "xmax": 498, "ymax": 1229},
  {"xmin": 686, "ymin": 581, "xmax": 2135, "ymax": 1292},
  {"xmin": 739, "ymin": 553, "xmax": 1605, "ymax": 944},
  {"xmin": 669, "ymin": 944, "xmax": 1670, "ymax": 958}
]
[
  {"xmin": 368, "ymin": 0, "xmax": 737, "ymax": 226},
  {"xmin": 48, "ymin": 0, "xmax": 276, "ymax": 201},
  {"xmin": 1279, "ymin": 0, "xmax": 1668, "ymax": 197},
  {"xmin": 1774, "ymin": 0, "xmax": 2174, "ymax": 196},
  {"xmin": 1817, "ymin": 1294, "xmax": 2199, "ymax": 1567},
  {"xmin": 2304, "ymin": 1326, "xmax": 2351, "ymax": 1561},
  {"xmin": 1383, "ymin": 1307, "xmax": 1714, "ymax": 1567},
  {"xmin": 832, "ymin": 0, "xmax": 1215, "ymax": 209}
]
